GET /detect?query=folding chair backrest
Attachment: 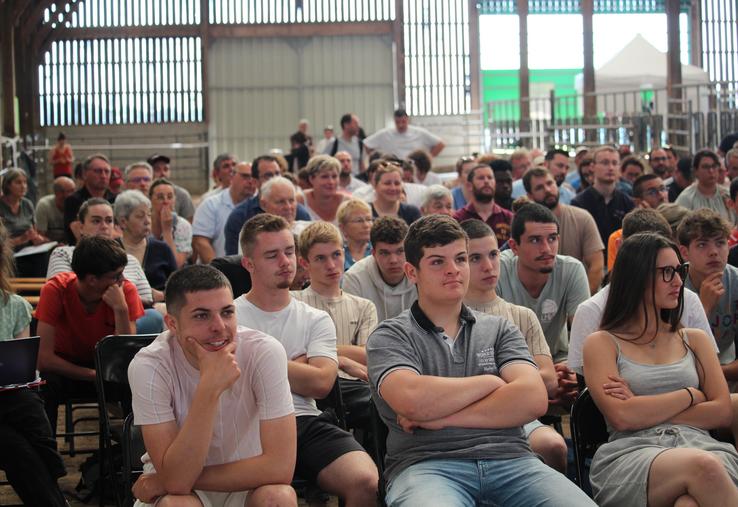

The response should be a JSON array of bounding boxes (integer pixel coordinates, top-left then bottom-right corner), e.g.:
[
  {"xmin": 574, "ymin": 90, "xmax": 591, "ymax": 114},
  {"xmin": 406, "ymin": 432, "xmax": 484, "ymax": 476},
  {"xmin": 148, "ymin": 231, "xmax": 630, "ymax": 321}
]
[
  {"xmin": 315, "ymin": 378, "xmax": 347, "ymax": 430},
  {"xmin": 570, "ymin": 387, "xmax": 609, "ymax": 490},
  {"xmin": 94, "ymin": 334, "xmax": 158, "ymax": 417}
]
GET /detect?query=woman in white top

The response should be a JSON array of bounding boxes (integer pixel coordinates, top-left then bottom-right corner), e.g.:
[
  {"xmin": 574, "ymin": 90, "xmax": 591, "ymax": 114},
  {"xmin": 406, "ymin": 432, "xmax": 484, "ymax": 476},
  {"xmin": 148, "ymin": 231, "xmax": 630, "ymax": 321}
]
[{"xmin": 302, "ymin": 155, "xmax": 349, "ymax": 224}]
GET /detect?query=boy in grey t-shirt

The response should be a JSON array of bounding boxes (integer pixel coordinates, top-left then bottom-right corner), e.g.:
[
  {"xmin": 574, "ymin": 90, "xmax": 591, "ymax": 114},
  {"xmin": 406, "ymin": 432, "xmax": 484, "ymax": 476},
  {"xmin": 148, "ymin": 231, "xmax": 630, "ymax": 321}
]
[
  {"xmin": 366, "ymin": 215, "xmax": 595, "ymax": 506},
  {"xmin": 678, "ymin": 209, "xmax": 738, "ymax": 383}
]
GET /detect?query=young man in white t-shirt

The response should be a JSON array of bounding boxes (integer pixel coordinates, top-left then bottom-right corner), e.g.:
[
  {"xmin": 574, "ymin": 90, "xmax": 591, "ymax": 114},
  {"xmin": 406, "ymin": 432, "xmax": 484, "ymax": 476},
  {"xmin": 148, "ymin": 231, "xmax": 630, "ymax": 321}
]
[
  {"xmin": 128, "ymin": 265, "xmax": 297, "ymax": 507},
  {"xmin": 234, "ymin": 214, "xmax": 378, "ymax": 507}
]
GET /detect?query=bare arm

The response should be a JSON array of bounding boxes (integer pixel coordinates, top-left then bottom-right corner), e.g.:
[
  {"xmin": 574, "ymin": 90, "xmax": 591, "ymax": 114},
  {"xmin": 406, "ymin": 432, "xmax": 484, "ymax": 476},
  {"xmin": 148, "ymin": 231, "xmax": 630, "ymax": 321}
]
[
  {"xmin": 192, "ymin": 236, "xmax": 216, "ymax": 265},
  {"xmin": 337, "ymin": 344, "xmax": 367, "ymax": 365},
  {"xmin": 37, "ymin": 321, "xmax": 96, "ymax": 381},
  {"xmin": 721, "ymin": 360, "xmax": 738, "ymax": 382},
  {"xmin": 193, "ymin": 414, "xmax": 296, "ymax": 490},
  {"xmin": 534, "ymin": 354, "xmax": 558, "ymax": 398},
  {"xmin": 102, "ymin": 283, "xmax": 135, "ymax": 335},
  {"xmin": 583, "ymin": 331, "xmax": 714, "ymax": 432},
  {"xmin": 139, "ymin": 341, "xmax": 241, "ymax": 495},
  {"xmin": 583, "ymin": 250, "xmax": 604, "ymax": 295},
  {"xmin": 288, "ymin": 356, "xmax": 337, "ymax": 400},
  {"xmin": 416, "ymin": 363, "xmax": 547, "ymax": 430},
  {"xmin": 379, "ymin": 369, "xmax": 504, "ymax": 421},
  {"xmin": 668, "ymin": 330, "xmax": 733, "ymax": 428},
  {"xmin": 430, "ymin": 141, "xmax": 445, "ymax": 157}
]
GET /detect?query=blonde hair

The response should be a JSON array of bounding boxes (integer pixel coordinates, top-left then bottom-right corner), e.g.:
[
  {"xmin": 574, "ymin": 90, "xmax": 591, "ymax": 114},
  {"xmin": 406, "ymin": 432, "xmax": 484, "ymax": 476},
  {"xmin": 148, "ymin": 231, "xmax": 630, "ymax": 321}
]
[
  {"xmin": 305, "ymin": 155, "xmax": 340, "ymax": 178},
  {"xmin": 337, "ymin": 198, "xmax": 371, "ymax": 225},
  {"xmin": 298, "ymin": 221, "xmax": 342, "ymax": 259},
  {"xmin": 373, "ymin": 163, "xmax": 403, "ymax": 185},
  {"xmin": 591, "ymin": 145, "xmax": 618, "ymax": 163}
]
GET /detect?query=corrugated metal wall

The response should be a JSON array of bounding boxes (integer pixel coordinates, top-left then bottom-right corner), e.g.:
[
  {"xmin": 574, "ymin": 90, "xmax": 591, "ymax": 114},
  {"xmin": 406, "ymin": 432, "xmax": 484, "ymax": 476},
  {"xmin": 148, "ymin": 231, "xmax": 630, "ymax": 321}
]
[{"xmin": 208, "ymin": 34, "xmax": 394, "ymax": 161}]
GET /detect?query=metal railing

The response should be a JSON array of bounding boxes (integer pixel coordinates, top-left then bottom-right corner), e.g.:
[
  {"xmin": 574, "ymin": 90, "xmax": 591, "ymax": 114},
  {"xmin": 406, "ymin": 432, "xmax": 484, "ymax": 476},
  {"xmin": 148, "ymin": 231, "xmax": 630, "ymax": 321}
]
[{"xmin": 485, "ymin": 80, "xmax": 738, "ymax": 154}]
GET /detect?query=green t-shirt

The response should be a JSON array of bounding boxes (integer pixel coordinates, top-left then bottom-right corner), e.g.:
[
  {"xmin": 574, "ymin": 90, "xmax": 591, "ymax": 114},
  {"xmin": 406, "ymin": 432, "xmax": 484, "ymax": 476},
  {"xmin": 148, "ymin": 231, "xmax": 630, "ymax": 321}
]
[{"xmin": 0, "ymin": 293, "xmax": 33, "ymax": 340}]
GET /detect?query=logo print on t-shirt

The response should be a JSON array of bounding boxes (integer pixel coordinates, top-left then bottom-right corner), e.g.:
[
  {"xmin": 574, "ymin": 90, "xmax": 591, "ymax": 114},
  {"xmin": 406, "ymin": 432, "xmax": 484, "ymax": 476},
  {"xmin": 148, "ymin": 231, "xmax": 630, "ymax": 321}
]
[{"xmin": 540, "ymin": 299, "xmax": 559, "ymax": 323}]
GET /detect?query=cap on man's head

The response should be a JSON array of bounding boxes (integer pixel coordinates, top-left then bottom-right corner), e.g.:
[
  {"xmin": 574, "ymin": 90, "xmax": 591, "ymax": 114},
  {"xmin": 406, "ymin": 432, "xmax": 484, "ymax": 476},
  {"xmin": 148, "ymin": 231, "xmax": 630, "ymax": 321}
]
[
  {"xmin": 147, "ymin": 154, "xmax": 171, "ymax": 166},
  {"xmin": 110, "ymin": 167, "xmax": 123, "ymax": 185},
  {"xmin": 324, "ymin": 125, "xmax": 334, "ymax": 131}
]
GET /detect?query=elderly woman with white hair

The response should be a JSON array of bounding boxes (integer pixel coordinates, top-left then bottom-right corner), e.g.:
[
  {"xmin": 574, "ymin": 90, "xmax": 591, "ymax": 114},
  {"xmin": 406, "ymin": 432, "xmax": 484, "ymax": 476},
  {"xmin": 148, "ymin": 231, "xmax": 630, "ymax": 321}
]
[
  {"xmin": 114, "ymin": 190, "xmax": 177, "ymax": 302},
  {"xmin": 420, "ymin": 184, "xmax": 454, "ymax": 217}
]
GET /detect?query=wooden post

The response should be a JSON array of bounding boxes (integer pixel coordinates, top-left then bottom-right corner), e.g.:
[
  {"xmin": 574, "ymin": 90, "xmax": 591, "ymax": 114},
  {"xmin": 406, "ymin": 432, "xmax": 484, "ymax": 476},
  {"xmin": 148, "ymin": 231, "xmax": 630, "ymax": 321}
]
[
  {"xmin": 468, "ymin": 0, "xmax": 481, "ymax": 112},
  {"xmin": 393, "ymin": 0, "xmax": 405, "ymax": 109},
  {"xmin": 1, "ymin": 3, "xmax": 17, "ymax": 138},
  {"xmin": 517, "ymin": 0, "xmax": 529, "ymax": 144}
]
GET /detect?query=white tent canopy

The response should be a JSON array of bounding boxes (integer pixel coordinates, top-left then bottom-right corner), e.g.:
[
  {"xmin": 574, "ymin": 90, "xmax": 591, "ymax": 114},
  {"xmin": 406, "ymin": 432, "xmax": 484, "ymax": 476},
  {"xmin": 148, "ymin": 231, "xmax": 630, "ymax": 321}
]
[
  {"xmin": 574, "ymin": 35, "xmax": 710, "ymax": 115},
  {"xmin": 583, "ymin": 34, "xmax": 710, "ymax": 91}
]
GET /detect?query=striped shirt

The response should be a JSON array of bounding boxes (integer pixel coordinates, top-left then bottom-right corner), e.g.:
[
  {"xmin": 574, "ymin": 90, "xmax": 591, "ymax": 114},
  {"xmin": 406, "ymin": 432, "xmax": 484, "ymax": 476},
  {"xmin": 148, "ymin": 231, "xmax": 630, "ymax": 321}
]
[
  {"xmin": 292, "ymin": 286, "xmax": 378, "ymax": 379},
  {"xmin": 465, "ymin": 296, "xmax": 551, "ymax": 357}
]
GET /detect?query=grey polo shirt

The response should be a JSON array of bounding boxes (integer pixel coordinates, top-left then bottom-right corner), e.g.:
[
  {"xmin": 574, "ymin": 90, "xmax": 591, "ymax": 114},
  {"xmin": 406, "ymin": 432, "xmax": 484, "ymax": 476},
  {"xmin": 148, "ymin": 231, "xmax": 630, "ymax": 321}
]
[{"xmin": 366, "ymin": 302, "xmax": 536, "ymax": 484}]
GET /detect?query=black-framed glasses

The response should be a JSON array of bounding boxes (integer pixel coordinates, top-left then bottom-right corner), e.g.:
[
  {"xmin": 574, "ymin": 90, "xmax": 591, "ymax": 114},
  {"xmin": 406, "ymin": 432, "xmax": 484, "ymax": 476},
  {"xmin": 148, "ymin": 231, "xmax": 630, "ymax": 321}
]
[
  {"xmin": 656, "ymin": 263, "xmax": 689, "ymax": 283},
  {"xmin": 644, "ymin": 186, "xmax": 667, "ymax": 197}
]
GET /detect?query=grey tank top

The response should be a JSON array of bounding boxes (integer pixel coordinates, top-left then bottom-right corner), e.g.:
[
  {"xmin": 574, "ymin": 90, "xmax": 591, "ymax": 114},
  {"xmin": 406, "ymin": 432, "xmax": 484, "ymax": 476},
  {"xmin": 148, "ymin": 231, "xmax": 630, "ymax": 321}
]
[{"xmin": 608, "ymin": 331, "xmax": 700, "ymax": 434}]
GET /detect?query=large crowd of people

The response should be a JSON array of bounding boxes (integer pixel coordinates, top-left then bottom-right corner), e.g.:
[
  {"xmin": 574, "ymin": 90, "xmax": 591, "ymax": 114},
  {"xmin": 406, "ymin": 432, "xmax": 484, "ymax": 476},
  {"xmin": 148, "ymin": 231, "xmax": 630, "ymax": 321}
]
[{"xmin": 2, "ymin": 108, "xmax": 738, "ymax": 506}]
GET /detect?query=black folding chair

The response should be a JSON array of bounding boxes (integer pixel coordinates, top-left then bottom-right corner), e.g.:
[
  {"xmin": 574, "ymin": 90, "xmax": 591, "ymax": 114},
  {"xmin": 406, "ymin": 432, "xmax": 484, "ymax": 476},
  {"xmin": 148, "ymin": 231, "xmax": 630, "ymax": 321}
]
[
  {"xmin": 122, "ymin": 413, "xmax": 146, "ymax": 507},
  {"xmin": 94, "ymin": 334, "xmax": 157, "ymax": 507},
  {"xmin": 569, "ymin": 387, "xmax": 609, "ymax": 495},
  {"xmin": 369, "ymin": 401, "xmax": 389, "ymax": 507}
]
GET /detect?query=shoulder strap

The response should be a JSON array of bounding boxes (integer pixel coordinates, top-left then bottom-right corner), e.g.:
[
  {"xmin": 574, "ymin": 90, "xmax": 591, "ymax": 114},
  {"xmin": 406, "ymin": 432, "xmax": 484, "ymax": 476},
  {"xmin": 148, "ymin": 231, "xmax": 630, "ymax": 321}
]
[{"xmin": 330, "ymin": 138, "xmax": 338, "ymax": 156}]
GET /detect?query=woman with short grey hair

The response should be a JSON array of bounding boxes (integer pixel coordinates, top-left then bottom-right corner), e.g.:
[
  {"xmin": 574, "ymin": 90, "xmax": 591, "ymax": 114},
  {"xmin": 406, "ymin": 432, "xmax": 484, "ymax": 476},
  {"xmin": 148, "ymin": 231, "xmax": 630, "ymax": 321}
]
[
  {"xmin": 420, "ymin": 184, "xmax": 454, "ymax": 217},
  {"xmin": 115, "ymin": 190, "xmax": 176, "ymax": 298}
]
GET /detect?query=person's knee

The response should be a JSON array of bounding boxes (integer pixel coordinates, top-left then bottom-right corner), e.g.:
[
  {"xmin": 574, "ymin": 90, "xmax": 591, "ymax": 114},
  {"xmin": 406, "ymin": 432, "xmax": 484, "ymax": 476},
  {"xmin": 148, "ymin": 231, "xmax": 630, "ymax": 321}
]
[
  {"xmin": 248, "ymin": 485, "xmax": 297, "ymax": 507},
  {"xmin": 689, "ymin": 450, "xmax": 728, "ymax": 483},
  {"xmin": 674, "ymin": 494, "xmax": 700, "ymax": 507},
  {"xmin": 155, "ymin": 493, "xmax": 203, "ymax": 507},
  {"xmin": 530, "ymin": 428, "xmax": 567, "ymax": 469}
]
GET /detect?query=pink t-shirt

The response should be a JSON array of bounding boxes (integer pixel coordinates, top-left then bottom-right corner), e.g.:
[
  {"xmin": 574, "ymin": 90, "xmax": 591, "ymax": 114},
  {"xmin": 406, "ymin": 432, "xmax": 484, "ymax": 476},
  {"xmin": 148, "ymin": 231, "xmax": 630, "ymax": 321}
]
[{"xmin": 128, "ymin": 326, "xmax": 294, "ymax": 467}]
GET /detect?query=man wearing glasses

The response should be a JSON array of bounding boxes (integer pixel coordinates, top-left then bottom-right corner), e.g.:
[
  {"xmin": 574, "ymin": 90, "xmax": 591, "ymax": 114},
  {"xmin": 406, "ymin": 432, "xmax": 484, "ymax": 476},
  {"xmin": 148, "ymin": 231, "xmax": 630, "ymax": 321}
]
[
  {"xmin": 632, "ymin": 174, "xmax": 669, "ymax": 209},
  {"xmin": 649, "ymin": 147, "xmax": 671, "ymax": 179},
  {"xmin": 63, "ymin": 153, "xmax": 116, "ymax": 244},
  {"xmin": 676, "ymin": 149, "xmax": 736, "ymax": 223},
  {"xmin": 193, "ymin": 160, "xmax": 255, "ymax": 263}
]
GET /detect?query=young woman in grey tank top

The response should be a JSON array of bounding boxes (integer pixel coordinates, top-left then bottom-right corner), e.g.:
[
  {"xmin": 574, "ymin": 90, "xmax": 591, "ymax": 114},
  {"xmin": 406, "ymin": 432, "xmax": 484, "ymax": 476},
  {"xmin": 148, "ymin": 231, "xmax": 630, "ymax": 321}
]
[{"xmin": 583, "ymin": 233, "xmax": 738, "ymax": 507}]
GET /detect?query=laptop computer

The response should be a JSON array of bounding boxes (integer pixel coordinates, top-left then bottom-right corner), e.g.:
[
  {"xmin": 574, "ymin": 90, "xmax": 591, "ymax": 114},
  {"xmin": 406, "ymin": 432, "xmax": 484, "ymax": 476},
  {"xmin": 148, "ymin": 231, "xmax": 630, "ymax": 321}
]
[{"xmin": 0, "ymin": 336, "xmax": 40, "ymax": 388}]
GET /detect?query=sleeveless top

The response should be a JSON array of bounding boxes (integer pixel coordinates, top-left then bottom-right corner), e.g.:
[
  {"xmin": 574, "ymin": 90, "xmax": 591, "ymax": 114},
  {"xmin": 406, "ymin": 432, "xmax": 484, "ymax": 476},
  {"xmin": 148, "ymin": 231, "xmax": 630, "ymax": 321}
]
[{"xmin": 608, "ymin": 331, "xmax": 700, "ymax": 436}]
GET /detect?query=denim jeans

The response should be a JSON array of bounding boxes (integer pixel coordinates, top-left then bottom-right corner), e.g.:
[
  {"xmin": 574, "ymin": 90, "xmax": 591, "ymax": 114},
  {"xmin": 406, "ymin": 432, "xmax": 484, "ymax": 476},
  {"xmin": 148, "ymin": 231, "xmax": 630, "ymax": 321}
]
[{"xmin": 386, "ymin": 456, "xmax": 595, "ymax": 507}]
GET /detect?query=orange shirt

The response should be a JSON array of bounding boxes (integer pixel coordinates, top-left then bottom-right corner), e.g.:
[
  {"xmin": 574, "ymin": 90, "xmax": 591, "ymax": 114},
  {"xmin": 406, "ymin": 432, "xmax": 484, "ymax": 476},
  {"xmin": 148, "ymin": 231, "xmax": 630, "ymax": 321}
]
[{"xmin": 607, "ymin": 229, "xmax": 623, "ymax": 272}]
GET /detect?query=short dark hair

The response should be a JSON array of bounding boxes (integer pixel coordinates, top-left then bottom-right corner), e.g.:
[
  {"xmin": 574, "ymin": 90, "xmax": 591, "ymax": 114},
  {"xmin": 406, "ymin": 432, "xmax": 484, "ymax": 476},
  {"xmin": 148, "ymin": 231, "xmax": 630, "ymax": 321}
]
[
  {"xmin": 407, "ymin": 150, "xmax": 432, "ymax": 175},
  {"xmin": 676, "ymin": 156, "xmax": 693, "ymax": 179},
  {"xmin": 165, "ymin": 265, "xmax": 232, "ymax": 317},
  {"xmin": 544, "ymin": 148, "xmax": 569, "ymax": 162},
  {"xmin": 459, "ymin": 219, "xmax": 494, "ymax": 241},
  {"xmin": 394, "ymin": 108, "xmax": 408, "ymax": 119},
  {"xmin": 632, "ymin": 173, "xmax": 662, "ymax": 198},
  {"xmin": 71, "ymin": 236, "xmax": 128, "ymax": 278},
  {"xmin": 149, "ymin": 177, "xmax": 175, "ymax": 197},
  {"xmin": 78, "ymin": 197, "xmax": 112, "ymax": 223},
  {"xmin": 677, "ymin": 208, "xmax": 731, "ymax": 246},
  {"xmin": 370, "ymin": 216, "xmax": 408, "ymax": 247},
  {"xmin": 693, "ymin": 149, "xmax": 720, "ymax": 170},
  {"xmin": 511, "ymin": 202, "xmax": 559, "ymax": 243},
  {"xmin": 340, "ymin": 113, "xmax": 353, "ymax": 129},
  {"xmin": 252, "ymin": 155, "xmax": 279, "ymax": 180},
  {"xmin": 466, "ymin": 164, "xmax": 492, "ymax": 183},
  {"xmin": 522, "ymin": 167, "xmax": 550, "ymax": 193},
  {"xmin": 239, "ymin": 213, "xmax": 290, "ymax": 256},
  {"xmin": 622, "ymin": 208, "xmax": 672, "ymax": 240},
  {"xmin": 404, "ymin": 215, "xmax": 467, "ymax": 268},
  {"xmin": 489, "ymin": 159, "xmax": 513, "ymax": 175},
  {"xmin": 620, "ymin": 156, "xmax": 645, "ymax": 174}
]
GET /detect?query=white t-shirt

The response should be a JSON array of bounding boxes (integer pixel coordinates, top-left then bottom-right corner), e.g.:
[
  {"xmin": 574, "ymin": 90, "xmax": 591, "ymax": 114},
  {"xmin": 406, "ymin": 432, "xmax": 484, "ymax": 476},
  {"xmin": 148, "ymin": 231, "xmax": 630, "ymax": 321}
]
[
  {"xmin": 234, "ymin": 296, "xmax": 338, "ymax": 417},
  {"xmin": 192, "ymin": 189, "xmax": 236, "ymax": 258},
  {"xmin": 363, "ymin": 125, "xmax": 441, "ymax": 160},
  {"xmin": 567, "ymin": 284, "xmax": 717, "ymax": 375},
  {"xmin": 128, "ymin": 327, "xmax": 294, "ymax": 467}
]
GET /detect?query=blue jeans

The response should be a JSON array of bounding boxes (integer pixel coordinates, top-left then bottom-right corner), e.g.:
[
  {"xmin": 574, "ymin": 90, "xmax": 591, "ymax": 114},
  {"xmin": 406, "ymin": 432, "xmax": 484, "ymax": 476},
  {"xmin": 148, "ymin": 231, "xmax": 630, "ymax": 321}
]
[
  {"xmin": 386, "ymin": 456, "xmax": 595, "ymax": 507},
  {"xmin": 136, "ymin": 308, "xmax": 164, "ymax": 334}
]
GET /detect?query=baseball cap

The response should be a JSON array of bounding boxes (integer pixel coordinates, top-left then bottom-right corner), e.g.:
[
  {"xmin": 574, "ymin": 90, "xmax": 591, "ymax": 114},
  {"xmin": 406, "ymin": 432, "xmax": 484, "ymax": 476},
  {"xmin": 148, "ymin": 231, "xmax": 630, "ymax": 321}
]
[{"xmin": 147, "ymin": 154, "xmax": 170, "ymax": 165}]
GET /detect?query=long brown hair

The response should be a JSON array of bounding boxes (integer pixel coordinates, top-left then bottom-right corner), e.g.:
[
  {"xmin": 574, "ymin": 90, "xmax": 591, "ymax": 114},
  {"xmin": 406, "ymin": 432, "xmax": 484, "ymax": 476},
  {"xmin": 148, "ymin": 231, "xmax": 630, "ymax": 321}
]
[{"xmin": 0, "ymin": 221, "xmax": 15, "ymax": 303}]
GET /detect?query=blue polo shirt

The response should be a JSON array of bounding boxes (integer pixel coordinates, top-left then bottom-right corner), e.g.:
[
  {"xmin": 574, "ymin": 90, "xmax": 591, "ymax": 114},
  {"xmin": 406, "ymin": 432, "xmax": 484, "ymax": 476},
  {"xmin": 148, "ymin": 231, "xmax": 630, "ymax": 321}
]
[{"xmin": 224, "ymin": 195, "xmax": 311, "ymax": 255}]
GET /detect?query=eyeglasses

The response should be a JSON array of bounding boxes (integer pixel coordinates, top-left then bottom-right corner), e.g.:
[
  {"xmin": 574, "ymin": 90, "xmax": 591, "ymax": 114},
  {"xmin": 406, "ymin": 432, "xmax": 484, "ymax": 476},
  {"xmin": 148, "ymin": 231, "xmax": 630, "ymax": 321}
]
[
  {"xmin": 90, "ymin": 168, "xmax": 111, "ymax": 175},
  {"xmin": 656, "ymin": 263, "xmax": 689, "ymax": 283},
  {"xmin": 644, "ymin": 186, "xmax": 667, "ymax": 197},
  {"xmin": 651, "ymin": 156, "xmax": 668, "ymax": 163},
  {"xmin": 698, "ymin": 164, "xmax": 719, "ymax": 171},
  {"xmin": 129, "ymin": 176, "xmax": 152, "ymax": 184}
]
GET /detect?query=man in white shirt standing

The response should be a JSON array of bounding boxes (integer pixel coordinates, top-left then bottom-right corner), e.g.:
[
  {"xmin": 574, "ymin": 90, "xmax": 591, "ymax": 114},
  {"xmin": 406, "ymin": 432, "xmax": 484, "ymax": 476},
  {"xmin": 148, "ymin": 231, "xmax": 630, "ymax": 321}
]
[
  {"xmin": 363, "ymin": 109, "xmax": 445, "ymax": 160},
  {"xmin": 128, "ymin": 264, "xmax": 297, "ymax": 507},
  {"xmin": 234, "ymin": 214, "xmax": 378, "ymax": 507}
]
